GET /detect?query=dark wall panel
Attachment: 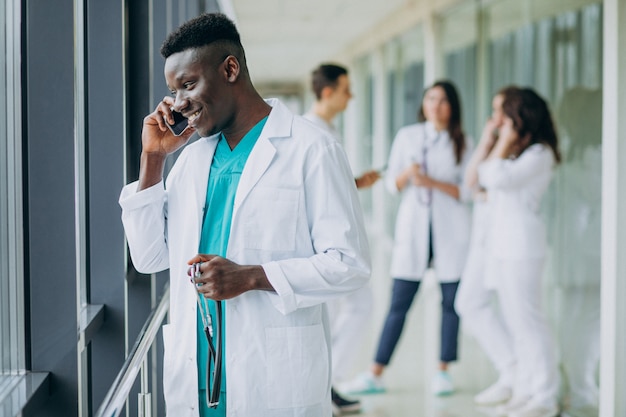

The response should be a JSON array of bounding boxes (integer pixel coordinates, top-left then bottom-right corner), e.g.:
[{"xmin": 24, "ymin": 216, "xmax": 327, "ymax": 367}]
[
  {"xmin": 24, "ymin": 0, "xmax": 78, "ymax": 415},
  {"xmin": 86, "ymin": 0, "xmax": 127, "ymax": 413}
]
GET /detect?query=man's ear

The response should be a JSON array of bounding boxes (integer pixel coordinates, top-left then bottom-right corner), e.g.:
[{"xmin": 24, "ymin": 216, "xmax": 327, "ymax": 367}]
[
  {"xmin": 320, "ymin": 85, "xmax": 335, "ymax": 100},
  {"xmin": 223, "ymin": 55, "xmax": 240, "ymax": 82}
]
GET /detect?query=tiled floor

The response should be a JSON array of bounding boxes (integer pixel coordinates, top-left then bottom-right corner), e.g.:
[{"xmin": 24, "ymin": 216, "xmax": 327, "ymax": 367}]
[{"xmin": 336, "ymin": 233, "xmax": 503, "ymax": 417}]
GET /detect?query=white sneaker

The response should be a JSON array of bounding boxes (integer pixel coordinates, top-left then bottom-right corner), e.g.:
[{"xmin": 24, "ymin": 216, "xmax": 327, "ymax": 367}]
[
  {"xmin": 508, "ymin": 403, "xmax": 559, "ymax": 417},
  {"xmin": 563, "ymin": 404, "xmax": 599, "ymax": 417},
  {"xmin": 432, "ymin": 371, "xmax": 454, "ymax": 396},
  {"xmin": 494, "ymin": 396, "xmax": 531, "ymax": 416},
  {"xmin": 340, "ymin": 372, "xmax": 386, "ymax": 395},
  {"xmin": 474, "ymin": 380, "xmax": 512, "ymax": 405}
]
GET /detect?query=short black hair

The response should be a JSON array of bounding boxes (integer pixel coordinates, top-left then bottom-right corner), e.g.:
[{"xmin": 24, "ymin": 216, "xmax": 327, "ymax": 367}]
[
  {"xmin": 311, "ymin": 64, "xmax": 348, "ymax": 100},
  {"xmin": 160, "ymin": 13, "xmax": 243, "ymax": 59}
]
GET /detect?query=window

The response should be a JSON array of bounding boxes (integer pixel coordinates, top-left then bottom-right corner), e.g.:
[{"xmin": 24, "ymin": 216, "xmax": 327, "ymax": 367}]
[
  {"xmin": 441, "ymin": 1, "xmax": 479, "ymax": 141},
  {"xmin": 1, "ymin": 0, "xmax": 25, "ymax": 376}
]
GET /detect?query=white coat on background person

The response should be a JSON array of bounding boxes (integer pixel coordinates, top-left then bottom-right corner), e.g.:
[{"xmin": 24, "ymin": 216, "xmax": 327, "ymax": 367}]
[
  {"xmin": 340, "ymin": 81, "xmax": 471, "ymax": 398},
  {"xmin": 479, "ymin": 145, "xmax": 559, "ymax": 416},
  {"xmin": 455, "ymin": 88, "xmax": 518, "ymax": 406},
  {"xmin": 302, "ymin": 64, "xmax": 380, "ymax": 397},
  {"xmin": 385, "ymin": 121, "xmax": 472, "ymax": 282},
  {"xmin": 303, "ymin": 111, "xmax": 375, "ymax": 382},
  {"xmin": 477, "ymin": 87, "xmax": 561, "ymax": 417}
]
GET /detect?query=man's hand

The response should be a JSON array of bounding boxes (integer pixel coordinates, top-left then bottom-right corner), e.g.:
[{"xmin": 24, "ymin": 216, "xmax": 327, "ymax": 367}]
[
  {"xmin": 137, "ymin": 97, "xmax": 197, "ymax": 190},
  {"xmin": 142, "ymin": 96, "xmax": 196, "ymax": 157},
  {"xmin": 187, "ymin": 254, "xmax": 274, "ymax": 300},
  {"xmin": 355, "ymin": 169, "xmax": 381, "ymax": 189}
]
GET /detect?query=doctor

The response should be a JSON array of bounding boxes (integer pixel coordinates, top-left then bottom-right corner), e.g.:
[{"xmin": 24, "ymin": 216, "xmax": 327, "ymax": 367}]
[
  {"xmin": 478, "ymin": 88, "xmax": 560, "ymax": 417},
  {"xmin": 343, "ymin": 80, "xmax": 472, "ymax": 397},
  {"xmin": 303, "ymin": 62, "xmax": 380, "ymax": 415},
  {"xmin": 119, "ymin": 13, "xmax": 370, "ymax": 417},
  {"xmin": 455, "ymin": 86, "xmax": 519, "ymax": 406}
]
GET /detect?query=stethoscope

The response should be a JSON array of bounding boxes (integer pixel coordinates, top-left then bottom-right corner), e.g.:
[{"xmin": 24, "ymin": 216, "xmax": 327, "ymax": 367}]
[
  {"xmin": 415, "ymin": 127, "xmax": 442, "ymax": 206},
  {"xmin": 191, "ymin": 262, "xmax": 223, "ymax": 409}
]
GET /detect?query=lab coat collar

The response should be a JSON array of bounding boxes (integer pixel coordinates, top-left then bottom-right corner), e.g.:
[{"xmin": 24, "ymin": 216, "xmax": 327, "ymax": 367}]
[
  {"xmin": 187, "ymin": 98, "xmax": 294, "ymax": 227},
  {"xmin": 423, "ymin": 121, "xmax": 446, "ymax": 146},
  {"xmin": 260, "ymin": 98, "xmax": 293, "ymax": 139},
  {"xmin": 233, "ymin": 98, "xmax": 293, "ymax": 212}
]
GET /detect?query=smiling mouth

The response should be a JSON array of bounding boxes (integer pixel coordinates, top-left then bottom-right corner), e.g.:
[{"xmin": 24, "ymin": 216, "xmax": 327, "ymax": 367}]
[{"xmin": 187, "ymin": 109, "xmax": 201, "ymax": 124}]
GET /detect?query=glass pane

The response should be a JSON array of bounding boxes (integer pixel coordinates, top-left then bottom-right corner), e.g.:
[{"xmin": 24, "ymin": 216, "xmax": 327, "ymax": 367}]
[
  {"xmin": 399, "ymin": 25, "xmax": 424, "ymax": 127},
  {"xmin": 440, "ymin": 1, "xmax": 478, "ymax": 53},
  {"xmin": 1, "ymin": 0, "xmax": 11, "ymax": 374},
  {"xmin": 445, "ymin": 46, "xmax": 477, "ymax": 141},
  {"xmin": 441, "ymin": 2, "xmax": 478, "ymax": 142},
  {"xmin": 0, "ymin": 1, "xmax": 24, "ymax": 375}
]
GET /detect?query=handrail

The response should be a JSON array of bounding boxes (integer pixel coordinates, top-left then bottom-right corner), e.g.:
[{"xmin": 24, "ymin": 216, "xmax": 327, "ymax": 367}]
[{"xmin": 95, "ymin": 283, "xmax": 170, "ymax": 417}]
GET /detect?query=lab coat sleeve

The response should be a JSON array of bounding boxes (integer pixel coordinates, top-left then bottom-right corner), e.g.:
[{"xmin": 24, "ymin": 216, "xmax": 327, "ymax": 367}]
[
  {"xmin": 119, "ymin": 180, "xmax": 170, "ymax": 274},
  {"xmin": 262, "ymin": 141, "xmax": 371, "ymax": 315},
  {"xmin": 457, "ymin": 136, "xmax": 475, "ymax": 203},
  {"xmin": 384, "ymin": 129, "xmax": 410, "ymax": 195},
  {"xmin": 478, "ymin": 144, "xmax": 554, "ymax": 191}
]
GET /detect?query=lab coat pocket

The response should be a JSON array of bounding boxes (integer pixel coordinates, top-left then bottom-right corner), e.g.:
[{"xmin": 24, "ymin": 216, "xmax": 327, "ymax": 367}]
[
  {"xmin": 244, "ymin": 187, "xmax": 299, "ymax": 252},
  {"xmin": 265, "ymin": 324, "xmax": 329, "ymax": 409}
]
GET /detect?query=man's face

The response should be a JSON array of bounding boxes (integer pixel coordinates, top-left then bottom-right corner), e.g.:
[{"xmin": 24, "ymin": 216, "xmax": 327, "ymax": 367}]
[
  {"xmin": 326, "ymin": 74, "xmax": 353, "ymax": 113},
  {"xmin": 164, "ymin": 47, "xmax": 233, "ymax": 138}
]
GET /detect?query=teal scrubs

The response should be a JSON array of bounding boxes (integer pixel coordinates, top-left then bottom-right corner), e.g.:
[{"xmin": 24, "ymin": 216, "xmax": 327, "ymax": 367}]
[{"xmin": 196, "ymin": 117, "xmax": 268, "ymax": 417}]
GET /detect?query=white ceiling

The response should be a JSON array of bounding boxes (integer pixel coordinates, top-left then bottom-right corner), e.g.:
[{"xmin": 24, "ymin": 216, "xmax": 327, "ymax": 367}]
[{"xmin": 228, "ymin": 0, "xmax": 410, "ymax": 86}]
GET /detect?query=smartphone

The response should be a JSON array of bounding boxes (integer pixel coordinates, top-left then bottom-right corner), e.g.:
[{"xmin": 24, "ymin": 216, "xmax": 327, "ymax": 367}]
[{"xmin": 167, "ymin": 110, "xmax": 189, "ymax": 136}]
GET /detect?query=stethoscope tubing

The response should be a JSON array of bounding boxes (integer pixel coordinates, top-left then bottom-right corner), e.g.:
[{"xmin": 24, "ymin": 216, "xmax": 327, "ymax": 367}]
[{"xmin": 192, "ymin": 262, "xmax": 223, "ymax": 409}]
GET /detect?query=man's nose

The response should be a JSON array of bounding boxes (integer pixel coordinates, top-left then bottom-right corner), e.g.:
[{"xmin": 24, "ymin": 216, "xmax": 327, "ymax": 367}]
[{"xmin": 172, "ymin": 92, "xmax": 188, "ymax": 112}]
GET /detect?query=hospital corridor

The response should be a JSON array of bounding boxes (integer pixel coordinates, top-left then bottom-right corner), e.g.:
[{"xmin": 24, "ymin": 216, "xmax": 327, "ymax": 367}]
[
  {"xmin": 335, "ymin": 235, "xmax": 501, "ymax": 417},
  {"xmin": 1, "ymin": 0, "xmax": 625, "ymax": 416}
]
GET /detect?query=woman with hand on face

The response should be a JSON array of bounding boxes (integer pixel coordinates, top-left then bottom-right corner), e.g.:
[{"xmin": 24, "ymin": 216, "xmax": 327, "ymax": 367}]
[
  {"xmin": 478, "ymin": 88, "xmax": 561, "ymax": 417},
  {"xmin": 455, "ymin": 86, "xmax": 519, "ymax": 407},
  {"xmin": 342, "ymin": 80, "xmax": 472, "ymax": 397}
]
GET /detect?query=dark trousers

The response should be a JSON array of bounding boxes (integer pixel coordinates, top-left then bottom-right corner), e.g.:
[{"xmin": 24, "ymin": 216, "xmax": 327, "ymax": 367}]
[{"xmin": 374, "ymin": 278, "xmax": 460, "ymax": 365}]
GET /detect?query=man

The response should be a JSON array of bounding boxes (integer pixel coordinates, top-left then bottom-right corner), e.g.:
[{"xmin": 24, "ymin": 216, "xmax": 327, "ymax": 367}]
[
  {"xmin": 119, "ymin": 13, "xmax": 370, "ymax": 417},
  {"xmin": 304, "ymin": 64, "xmax": 380, "ymax": 189},
  {"xmin": 303, "ymin": 63, "xmax": 380, "ymax": 414}
]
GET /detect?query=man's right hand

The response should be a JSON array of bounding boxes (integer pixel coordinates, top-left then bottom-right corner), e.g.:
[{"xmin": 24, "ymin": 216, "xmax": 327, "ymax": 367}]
[
  {"xmin": 142, "ymin": 96, "xmax": 196, "ymax": 156},
  {"xmin": 137, "ymin": 97, "xmax": 197, "ymax": 190}
]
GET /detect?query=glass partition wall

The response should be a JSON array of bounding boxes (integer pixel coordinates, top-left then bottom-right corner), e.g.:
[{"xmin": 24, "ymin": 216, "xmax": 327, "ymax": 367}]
[
  {"xmin": 1, "ymin": 0, "xmax": 25, "ymax": 378},
  {"xmin": 441, "ymin": 1, "xmax": 479, "ymax": 140}
]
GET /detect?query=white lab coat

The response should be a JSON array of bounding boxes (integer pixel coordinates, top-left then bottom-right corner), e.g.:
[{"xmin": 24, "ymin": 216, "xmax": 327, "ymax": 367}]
[
  {"xmin": 455, "ymin": 197, "xmax": 516, "ymax": 378},
  {"xmin": 119, "ymin": 99, "xmax": 371, "ymax": 417},
  {"xmin": 302, "ymin": 112, "xmax": 341, "ymax": 141},
  {"xmin": 478, "ymin": 144, "xmax": 560, "ymax": 407},
  {"xmin": 385, "ymin": 122, "xmax": 472, "ymax": 281},
  {"xmin": 302, "ymin": 110, "xmax": 374, "ymax": 383},
  {"xmin": 478, "ymin": 143, "xmax": 555, "ymax": 262}
]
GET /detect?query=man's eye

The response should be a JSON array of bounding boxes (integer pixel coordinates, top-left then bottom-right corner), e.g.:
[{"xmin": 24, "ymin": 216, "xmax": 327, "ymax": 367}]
[{"xmin": 184, "ymin": 82, "xmax": 194, "ymax": 89}]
